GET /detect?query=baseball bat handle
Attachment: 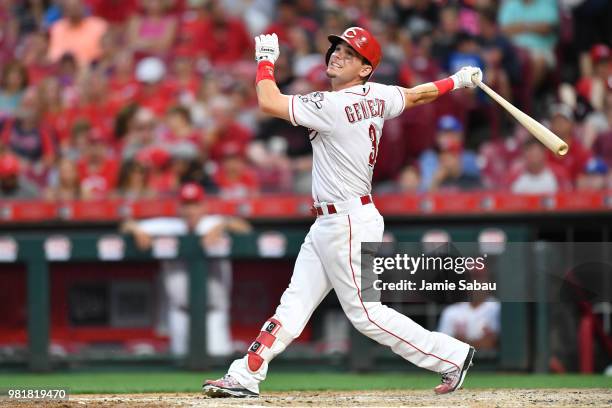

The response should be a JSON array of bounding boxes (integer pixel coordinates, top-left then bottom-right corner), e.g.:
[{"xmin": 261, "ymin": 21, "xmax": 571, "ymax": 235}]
[{"xmin": 475, "ymin": 80, "xmax": 569, "ymax": 156}]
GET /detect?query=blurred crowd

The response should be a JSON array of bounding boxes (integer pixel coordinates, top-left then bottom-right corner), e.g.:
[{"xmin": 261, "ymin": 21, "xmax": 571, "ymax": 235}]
[{"xmin": 0, "ymin": 0, "xmax": 611, "ymax": 201}]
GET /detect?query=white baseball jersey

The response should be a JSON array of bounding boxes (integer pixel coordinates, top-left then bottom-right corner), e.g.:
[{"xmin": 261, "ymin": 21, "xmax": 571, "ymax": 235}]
[{"xmin": 288, "ymin": 82, "xmax": 405, "ymax": 202}]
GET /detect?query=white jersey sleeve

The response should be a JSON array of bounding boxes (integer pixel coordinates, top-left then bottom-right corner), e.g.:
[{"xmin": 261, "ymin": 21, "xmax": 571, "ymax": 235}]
[
  {"xmin": 381, "ymin": 85, "xmax": 406, "ymax": 120},
  {"xmin": 137, "ymin": 217, "xmax": 188, "ymax": 236},
  {"xmin": 195, "ymin": 215, "xmax": 225, "ymax": 235},
  {"xmin": 288, "ymin": 91, "xmax": 336, "ymax": 133}
]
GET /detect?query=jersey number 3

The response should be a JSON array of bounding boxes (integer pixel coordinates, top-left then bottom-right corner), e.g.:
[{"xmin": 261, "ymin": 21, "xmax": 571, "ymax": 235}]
[{"xmin": 368, "ymin": 124, "xmax": 378, "ymax": 167}]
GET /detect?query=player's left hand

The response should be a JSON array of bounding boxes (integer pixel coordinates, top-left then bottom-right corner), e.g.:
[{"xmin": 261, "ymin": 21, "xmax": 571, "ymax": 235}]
[
  {"xmin": 451, "ymin": 66, "xmax": 482, "ymax": 90},
  {"xmin": 255, "ymin": 33, "xmax": 280, "ymax": 64}
]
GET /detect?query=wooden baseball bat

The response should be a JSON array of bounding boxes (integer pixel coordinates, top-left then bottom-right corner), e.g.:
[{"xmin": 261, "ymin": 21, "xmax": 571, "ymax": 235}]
[{"xmin": 473, "ymin": 78, "xmax": 569, "ymax": 156}]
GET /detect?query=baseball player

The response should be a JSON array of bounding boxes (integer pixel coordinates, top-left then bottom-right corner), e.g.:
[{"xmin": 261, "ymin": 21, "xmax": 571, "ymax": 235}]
[
  {"xmin": 121, "ymin": 183, "xmax": 251, "ymax": 356},
  {"xmin": 204, "ymin": 27, "xmax": 481, "ymax": 398}
]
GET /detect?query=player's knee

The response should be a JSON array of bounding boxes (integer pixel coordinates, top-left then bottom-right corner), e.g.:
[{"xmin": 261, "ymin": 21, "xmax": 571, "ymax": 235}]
[
  {"xmin": 346, "ymin": 312, "xmax": 372, "ymax": 334},
  {"xmin": 246, "ymin": 317, "xmax": 293, "ymax": 373},
  {"xmin": 344, "ymin": 303, "xmax": 387, "ymax": 335}
]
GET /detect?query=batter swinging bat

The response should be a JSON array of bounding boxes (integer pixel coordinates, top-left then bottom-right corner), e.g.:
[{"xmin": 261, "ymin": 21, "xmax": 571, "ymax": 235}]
[{"xmin": 472, "ymin": 75, "xmax": 569, "ymax": 156}]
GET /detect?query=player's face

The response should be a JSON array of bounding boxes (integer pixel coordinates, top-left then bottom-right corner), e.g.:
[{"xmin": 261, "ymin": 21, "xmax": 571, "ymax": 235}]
[
  {"xmin": 180, "ymin": 202, "xmax": 205, "ymax": 229},
  {"xmin": 327, "ymin": 42, "xmax": 371, "ymax": 83}
]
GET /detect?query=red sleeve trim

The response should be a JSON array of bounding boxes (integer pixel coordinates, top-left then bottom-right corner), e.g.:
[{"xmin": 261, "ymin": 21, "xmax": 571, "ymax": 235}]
[
  {"xmin": 290, "ymin": 95, "xmax": 299, "ymax": 126},
  {"xmin": 395, "ymin": 86, "xmax": 405, "ymax": 112}
]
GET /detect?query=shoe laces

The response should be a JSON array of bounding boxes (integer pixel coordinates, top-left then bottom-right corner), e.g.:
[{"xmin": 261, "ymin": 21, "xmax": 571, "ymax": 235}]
[
  {"xmin": 221, "ymin": 374, "xmax": 240, "ymax": 386},
  {"xmin": 440, "ymin": 369, "xmax": 459, "ymax": 384}
]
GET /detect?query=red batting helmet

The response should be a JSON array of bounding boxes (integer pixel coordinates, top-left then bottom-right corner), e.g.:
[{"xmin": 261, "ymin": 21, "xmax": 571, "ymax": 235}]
[{"xmin": 326, "ymin": 27, "xmax": 382, "ymax": 71}]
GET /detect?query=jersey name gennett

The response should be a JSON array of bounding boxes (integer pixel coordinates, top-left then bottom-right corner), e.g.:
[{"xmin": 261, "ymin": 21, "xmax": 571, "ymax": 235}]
[{"xmin": 344, "ymin": 98, "xmax": 386, "ymax": 123}]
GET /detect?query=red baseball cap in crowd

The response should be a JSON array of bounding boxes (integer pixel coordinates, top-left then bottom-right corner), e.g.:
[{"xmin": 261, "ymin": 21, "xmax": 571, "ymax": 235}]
[
  {"xmin": 179, "ymin": 182, "xmax": 205, "ymax": 203},
  {"xmin": 591, "ymin": 44, "xmax": 610, "ymax": 64},
  {"xmin": 0, "ymin": 154, "xmax": 20, "ymax": 177}
]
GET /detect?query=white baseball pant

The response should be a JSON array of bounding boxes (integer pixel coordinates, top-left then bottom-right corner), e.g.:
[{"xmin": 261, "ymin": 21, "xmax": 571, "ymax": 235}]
[{"xmin": 228, "ymin": 203, "xmax": 470, "ymax": 393}]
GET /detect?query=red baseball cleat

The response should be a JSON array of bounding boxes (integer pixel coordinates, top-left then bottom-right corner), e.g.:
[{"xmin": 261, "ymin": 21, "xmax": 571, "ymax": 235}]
[
  {"xmin": 202, "ymin": 374, "xmax": 258, "ymax": 398},
  {"xmin": 434, "ymin": 346, "xmax": 475, "ymax": 395}
]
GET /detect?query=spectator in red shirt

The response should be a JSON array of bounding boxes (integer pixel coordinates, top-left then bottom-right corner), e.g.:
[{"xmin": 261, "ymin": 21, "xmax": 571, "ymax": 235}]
[
  {"xmin": 174, "ymin": 0, "xmax": 208, "ymax": 59},
  {"xmin": 478, "ymin": 126, "xmax": 525, "ymax": 189},
  {"xmin": 135, "ymin": 57, "xmax": 176, "ymax": 116},
  {"xmin": 213, "ymin": 142, "xmax": 259, "ymax": 200},
  {"xmin": 108, "ymin": 51, "xmax": 140, "ymax": 105},
  {"xmin": 135, "ymin": 145, "xmax": 178, "ymax": 197},
  {"xmin": 546, "ymin": 104, "xmax": 592, "ymax": 182},
  {"xmin": 35, "ymin": 77, "xmax": 69, "ymax": 144},
  {"xmin": 20, "ymin": 32, "xmax": 55, "ymax": 86},
  {"xmin": 399, "ymin": 31, "xmax": 442, "ymax": 87},
  {"xmin": 0, "ymin": 3, "xmax": 19, "ymax": 64},
  {"xmin": 87, "ymin": 0, "xmax": 139, "ymax": 26},
  {"xmin": 169, "ymin": 53, "xmax": 200, "ymax": 105},
  {"xmin": 77, "ymin": 128, "xmax": 119, "ymax": 199},
  {"xmin": 206, "ymin": 96, "xmax": 252, "ymax": 162},
  {"xmin": 126, "ymin": 0, "xmax": 177, "ymax": 58},
  {"xmin": 63, "ymin": 70, "xmax": 122, "ymax": 145},
  {"xmin": 197, "ymin": 0, "xmax": 251, "ymax": 65}
]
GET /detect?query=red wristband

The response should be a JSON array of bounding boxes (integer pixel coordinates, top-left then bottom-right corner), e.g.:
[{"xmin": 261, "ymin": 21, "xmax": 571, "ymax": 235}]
[
  {"xmin": 256, "ymin": 60, "xmax": 275, "ymax": 84},
  {"xmin": 433, "ymin": 77, "xmax": 454, "ymax": 96}
]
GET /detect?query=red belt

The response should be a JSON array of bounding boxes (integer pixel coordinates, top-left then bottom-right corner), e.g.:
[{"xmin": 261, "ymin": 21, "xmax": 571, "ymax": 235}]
[{"xmin": 312, "ymin": 195, "xmax": 372, "ymax": 216}]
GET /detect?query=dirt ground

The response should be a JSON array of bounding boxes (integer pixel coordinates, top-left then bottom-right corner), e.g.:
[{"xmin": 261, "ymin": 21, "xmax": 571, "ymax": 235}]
[{"xmin": 3, "ymin": 389, "xmax": 611, "ymax": 408}]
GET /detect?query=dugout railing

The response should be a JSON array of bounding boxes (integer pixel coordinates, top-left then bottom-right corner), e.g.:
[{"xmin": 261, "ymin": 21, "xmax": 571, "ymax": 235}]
[{"xmin": 1, "ymin": 225, "xmax": 537, "ymax": 372}]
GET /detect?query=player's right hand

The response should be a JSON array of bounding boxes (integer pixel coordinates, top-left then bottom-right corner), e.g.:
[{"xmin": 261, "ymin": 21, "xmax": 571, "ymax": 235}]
[{"xmin": 255, "ymin": 33, "xmax": 280, "ymax": 64}]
